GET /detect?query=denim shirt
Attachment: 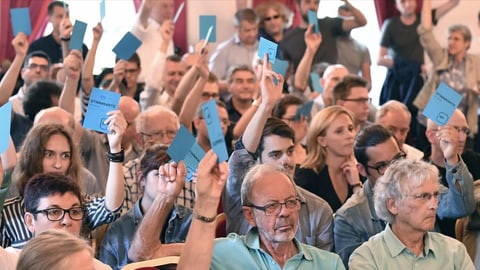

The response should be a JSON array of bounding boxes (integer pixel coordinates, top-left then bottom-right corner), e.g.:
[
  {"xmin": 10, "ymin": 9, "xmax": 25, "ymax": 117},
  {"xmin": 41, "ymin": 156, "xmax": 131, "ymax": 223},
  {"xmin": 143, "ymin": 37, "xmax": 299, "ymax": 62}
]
[
  {"xmin": 223, "ymin": 140, "xmax": 334, "ymax": 251},
  {"xmin": 99, "ymin": 198, "xmax": 192, "ymax": 270}
]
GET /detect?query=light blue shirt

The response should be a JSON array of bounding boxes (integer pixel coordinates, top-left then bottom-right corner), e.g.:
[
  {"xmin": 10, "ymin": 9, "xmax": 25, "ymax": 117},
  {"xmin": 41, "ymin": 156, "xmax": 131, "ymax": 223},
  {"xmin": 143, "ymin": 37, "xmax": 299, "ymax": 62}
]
[
  {"xmin": 349, "ymin": 225, "xmax": 475, "ymax": 270},
  {"xmin": 211, "ymin": 228, "xmax": 344, "ymax": 270}
]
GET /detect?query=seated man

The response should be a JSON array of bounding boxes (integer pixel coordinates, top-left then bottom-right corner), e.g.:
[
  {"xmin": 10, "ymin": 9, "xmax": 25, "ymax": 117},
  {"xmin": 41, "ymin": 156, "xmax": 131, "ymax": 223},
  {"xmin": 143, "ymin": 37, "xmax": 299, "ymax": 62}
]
[
  {"xmin": 0, "ymin": 172, "xmax": 110, "ymax": 269},
  {"xmin": 99, "ymin": 145, "xmax": 191, "ymax": 269},
  {"xmin": 224, "ymin": 57, "xmax": 333, "ymax": 250},
  {"xmin": 349, "ymin": 159, "xmax": 475, "ymax": 269},
  {"xmin": 177, "ymin": 153, "xmax": 344, "ymax": 270},
  {"xmin": 334, "ymin": 124, "xmax": 475, "ymax": 267}
]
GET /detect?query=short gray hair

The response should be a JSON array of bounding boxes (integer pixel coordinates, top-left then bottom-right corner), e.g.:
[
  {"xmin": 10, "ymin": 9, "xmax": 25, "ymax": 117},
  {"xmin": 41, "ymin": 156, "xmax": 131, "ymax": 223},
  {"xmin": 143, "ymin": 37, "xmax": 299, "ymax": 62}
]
[
  {"xmin": 374, "ymin": 159, "xmax": 440, "ymax": 224},
  {"xmin": 241, "ymin": 164, "xmax": 296, "ymax": 206},
  {"xmin": 135, "ymin": 105, "xmax": 179, "ymax": 133}
]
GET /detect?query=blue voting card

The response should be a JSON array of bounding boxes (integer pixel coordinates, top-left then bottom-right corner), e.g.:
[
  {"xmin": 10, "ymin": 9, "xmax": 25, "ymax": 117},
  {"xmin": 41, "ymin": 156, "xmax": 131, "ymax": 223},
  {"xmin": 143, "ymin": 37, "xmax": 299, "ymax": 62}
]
[
  {"xmin": 0, "ymin": 102, "xmax": 12, "ymax": 153},
  {"xmin": 272, "ymin": 59, "xmax": 288, "ymax": 76},
  {"xmin": 100, "ymin": 0, "xmax": 106, "ymax": 20},
  {"xmin": 184, "ymin": 142, "xmax": 205, "ymax": 175},
  {"xmin": 199, "ymin": 15, "xmax": 216, "ymax": 42},
  {"xmin": 422, "ymin": 82, "xmax": 462, "ymax": 126},
  {"xmin": 173, "ymin": 2, "xmax": 185, "ymax": 24},
  {"xmin": 83, "ymin": 88, "xmax": 121, "ymax": 133},
  {"xmin": 167, "ymin": 125, "xmax": 205, "ymax": 180},
  {"xmin": 69, "ymin": 20, "xmax": 87, "ymax": 50},
  {"xmin": 10, "ymin": 8, "xmax": 31, "ymax": 36},
  {"xmin": 310, "ymin": 72, "xmax": 323, "ymax": 93},
  {"xmin": 293, "ymin": 100, "xmax": 314, "ymax": 121},
  {"xmin": 112, "ymin": 32, "xmax": 142, "ymax": 60},
  {"xmin": 201, "ymin": 99, "xmax": 229, "ymax": 162},
  {"xmin": 308, "ymin": 10, "xmax": 319, "ymax": 33},
  {"xmin": 258, "ymin": 37, "xmax": 277, "ymax": 64}
]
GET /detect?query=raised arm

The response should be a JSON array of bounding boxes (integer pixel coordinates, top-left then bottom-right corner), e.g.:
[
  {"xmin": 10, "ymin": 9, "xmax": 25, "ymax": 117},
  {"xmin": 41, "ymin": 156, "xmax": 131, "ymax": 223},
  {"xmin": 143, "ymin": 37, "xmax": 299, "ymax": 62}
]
[
  {"xmin": 108, "ymin": 60, "xmax": 126, "ymax": 93},
  {"xmin": 242, "ymin": 54, "xmax": 283, "ymax": 153},
  {"xmin": 177, "ymin": 151, "xmax": 228, "ymax": 270},
  {"xmin": 81, "ymin": 23, "xmax": 103, "ymax": 97},
  {"xmin": 0, "ymin": 33, "xmax": 28, "ymax": 105},
  {"xmin": 294, "ymin": 24, "xmax": 321, "ymax": 91},
  {"xmin": 1, "ymin": 138, "xmax": 16, "ymax": 172},
  {"xmin": 433, "ymin": 0, "xmax": 459, "ymax": 22},
  {"xmin": 422, "ymin": 0, "xmax": 433, "ymax": 30},
  {"xmin": 104, "ymin": 111, "xmax": 127, "ymax": 211},
  {"xmin": 137, "ymin": 0, "xmax": 155, "ymax": 29},
  {"xmin": 128, "ymin": 161, "xmax": 186, "ymax": 261},
  {"xmin": 341, "ymin": 0, "xmax": 367, "ymax": 32},
  {"xmin": 59, "ymin": 50, "xmax": 83, "ymax": 116}
]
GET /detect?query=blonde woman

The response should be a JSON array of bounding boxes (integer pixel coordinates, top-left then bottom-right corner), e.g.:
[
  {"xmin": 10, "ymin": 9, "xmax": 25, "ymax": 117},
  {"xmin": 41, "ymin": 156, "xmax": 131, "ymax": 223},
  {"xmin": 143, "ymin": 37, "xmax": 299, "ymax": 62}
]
[{"xmin": 295, "ymin": 106, "xmax": 362, "ymax": 212}]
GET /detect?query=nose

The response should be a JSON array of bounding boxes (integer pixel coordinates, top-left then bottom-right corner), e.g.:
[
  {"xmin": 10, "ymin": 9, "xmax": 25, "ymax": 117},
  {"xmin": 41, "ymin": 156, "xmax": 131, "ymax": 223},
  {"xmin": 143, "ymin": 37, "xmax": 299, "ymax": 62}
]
[
  {"xmin": 60, "ymin": 212, "xmax": 72, "ymax": 227},
  {"xmin": 53, "ymin": 156, "xmax": 62, "ymax": 169}
]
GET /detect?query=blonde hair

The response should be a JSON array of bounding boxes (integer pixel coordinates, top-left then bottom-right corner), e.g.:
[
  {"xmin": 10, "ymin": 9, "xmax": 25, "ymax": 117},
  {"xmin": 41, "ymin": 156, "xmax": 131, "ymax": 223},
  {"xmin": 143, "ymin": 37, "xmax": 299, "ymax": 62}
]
[
  {"xmin": 17, "ymin": 229, "xmax": 92, "ymax": 270},
  {"xmin": 301, "ymin": 106, "xmax": 353, "ymax": 173}
]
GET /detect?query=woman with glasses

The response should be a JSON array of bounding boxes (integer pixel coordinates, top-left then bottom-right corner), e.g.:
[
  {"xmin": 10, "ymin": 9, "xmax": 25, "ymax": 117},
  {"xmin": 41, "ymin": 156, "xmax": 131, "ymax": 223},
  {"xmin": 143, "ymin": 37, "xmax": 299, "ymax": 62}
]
[
  {"xmin": 273, "ymin": 95, "xmax": 308, "ymax": 164},
  {"xmin": 0, "ymin": 120, "xmax": 125, "ymax": 249},
  {"xmin": 294, "ymin": 106, "xmax": 362, "ymax": 212}
]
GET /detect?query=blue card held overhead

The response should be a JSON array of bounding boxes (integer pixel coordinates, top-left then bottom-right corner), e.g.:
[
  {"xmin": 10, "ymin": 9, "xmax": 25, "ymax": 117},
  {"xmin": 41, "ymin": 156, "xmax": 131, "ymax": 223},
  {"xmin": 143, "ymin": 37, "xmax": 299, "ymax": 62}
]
[
  {"xmin": 184, "ymin": 142, "xmax": 205, "ymax": 174},
  {"xmin": 310, "ymin": 72, "xmax": 323, "ymax": 93},
  {"xmin": 0, "ymin": 102, "xmax": 12, "ymax": 153},
  {"xmin": 308, "ymin": 10, "xmax": 319, "ymax": 33},
  {"xmin": 69, "ymin": 20, "xmax": 87, "ymax": 51},
  {"xmin": 167, "ymin": 125, "xmax": 205, "ymax": 179},
  {"xmin": 10, "ymin": 8, "xmax": 31, "ymax": 36},
  {"xmin": 199, "ymin": 15, "xmax": 216, "ymax": 43},
  {"xmin": 112, "ymin": 32, "xmax": 142, "ymax": 60},
  {"xmin": 100, "ymin": 0, "xmax": 106, "ymax": 20},
  {"xmin": 258, "ymin": 37, "xmax": 277, "ymax": 64},
  {"xmin": 272, "ymin": 59, "xmax": 288, "ymax": 76},
  {"xmin": 83, "ymin": 88, "xmax": 121, "ymax": 134},
  {"xmin": 422, "ymin": 82, "xmax": 462, "ymax": 126},
  {"xmin": 293, "ymin": 100, "xmax": 314, "ymax": 121},
  {"xmin": 201, "ymin": 99, "xmax": 229, "ymax": 162}
]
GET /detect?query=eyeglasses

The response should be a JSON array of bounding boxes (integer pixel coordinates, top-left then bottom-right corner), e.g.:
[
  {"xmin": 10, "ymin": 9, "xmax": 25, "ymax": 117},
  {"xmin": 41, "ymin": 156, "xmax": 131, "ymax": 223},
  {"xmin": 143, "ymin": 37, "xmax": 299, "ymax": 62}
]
[
  {"xmin": 198, "ymin": 116, "xmax": 230, "ymax": 126},
  {"xmin": 342, "ymin": 97, "xmax": 371, "ymax": 104},
  {"xmin": 33, "ymin": 207, "xmax": 85, "ymax": 221},
  {"xmin": 431, "ymin": 126, "xmax": 471, "ymax": 136},
  {"xmin": 404, "ymin": 192, "xmax": 439, "ymax": 203},
  {"xmin": 263, "ymin": 14, "xmax": 281, "ymax": 22},
  {"xmin": 27, "ymin": 63, "xmax": 49, "ymax": 72},
  {"xmin": 366, "ymin": 152, "xmax": 407, "ymax": 175},
  {"xmin": 244, "ymin": 198, "xmax": 301, "ymax": 216},
  {"xmin": 124, "ymin": 68, "xmax": 139, "ymax": 74},
  {"xmin": 282, "ymin": 116, "xmax": 310, "ymax": 123},
  {"xmin": 141, "ymin": 130, "xmax": 177, "ymax": 140},
  {"xmin": 201, "ymin": 92, "xmax": 220, "ymax": 99}
]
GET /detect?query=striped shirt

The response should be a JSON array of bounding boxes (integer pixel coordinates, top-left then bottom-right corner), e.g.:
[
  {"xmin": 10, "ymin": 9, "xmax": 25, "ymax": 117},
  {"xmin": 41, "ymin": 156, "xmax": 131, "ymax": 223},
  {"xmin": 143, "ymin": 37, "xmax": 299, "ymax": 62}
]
[{"xmin": 0, "ymin": 194, "xmax": 121, "ymax": 248}]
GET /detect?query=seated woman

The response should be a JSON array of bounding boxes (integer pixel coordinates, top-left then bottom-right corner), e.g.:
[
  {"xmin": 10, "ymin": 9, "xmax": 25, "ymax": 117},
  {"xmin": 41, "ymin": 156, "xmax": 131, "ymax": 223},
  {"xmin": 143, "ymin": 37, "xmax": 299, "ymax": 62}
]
[
  {"xmin": 1, "ymin": 121, "xmax": 125, "ymax": 248},
  {"xmin": 272, "ymin": 94, "xmax": 308, "ymax": 164},
  {"xmin": 294, "ymin": 106, "xmax": 362, "ymax": 212}
]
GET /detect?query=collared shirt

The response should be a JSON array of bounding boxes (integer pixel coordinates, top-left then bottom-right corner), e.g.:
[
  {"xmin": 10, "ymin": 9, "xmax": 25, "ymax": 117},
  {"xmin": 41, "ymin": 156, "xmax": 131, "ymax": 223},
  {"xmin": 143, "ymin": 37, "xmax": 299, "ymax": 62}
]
[
  {"xmin": 99, "ymin": 199, "xmax": 192, "ymax": 270},
  {"xmin": 349, "ymin": 225, "xmax": 475, "ymax": 270},
  {"xmin": 211, "ymin": 228, "xmax": 344, "ymax": 270},
  {"xmin": 209, "ymin": 34, "xmax": 258, "ymax": 80},
  {"xmin": 224, "ymin": 140, "xmax": 334, "ymax": 251},
  {"xmin": 1, "ymin": 194, "xmax": 121, "ymax": 248}
]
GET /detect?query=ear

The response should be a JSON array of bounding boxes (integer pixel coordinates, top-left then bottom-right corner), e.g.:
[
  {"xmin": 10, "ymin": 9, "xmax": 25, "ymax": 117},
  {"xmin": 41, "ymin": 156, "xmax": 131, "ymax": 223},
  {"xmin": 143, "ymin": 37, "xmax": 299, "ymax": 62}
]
[
  {"xmin": 386, "ymin": 198, "xmax": 398, "ymax": 216},
  {"xmin": 425, "ymin": 129, "xmax": 436, "ymax": 144},
  {"xmin": 357, "ymin": 162, "xmax": 368, "ymax": 178},
  {"xmin": 242, "ymin": 206, "xmax": 257, "ymax": 227},
  {"xmin": 24, "ymin": 213, "xmax": 36, "ymax": 234},
  {"xmin": 20, "ymin": 68, "xmax": 27, "ymax": 80},
  {"xmin": 316, "ymin": 136, "xmax": 326, "ymax": 148}
]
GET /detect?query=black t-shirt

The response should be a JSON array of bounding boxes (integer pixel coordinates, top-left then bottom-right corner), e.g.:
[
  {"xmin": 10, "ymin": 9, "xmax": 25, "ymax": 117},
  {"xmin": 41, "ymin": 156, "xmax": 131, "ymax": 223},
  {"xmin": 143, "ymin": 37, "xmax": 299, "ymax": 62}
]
[{"xmin": 28, "ymin": 33, "xmax": 88, "ymax": 64}]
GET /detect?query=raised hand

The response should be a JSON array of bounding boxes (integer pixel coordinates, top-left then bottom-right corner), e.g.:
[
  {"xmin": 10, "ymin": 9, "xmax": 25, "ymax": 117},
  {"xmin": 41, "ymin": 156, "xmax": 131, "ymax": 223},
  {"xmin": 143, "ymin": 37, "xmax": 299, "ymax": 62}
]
[
  {"xmin": 196, "ymin": 150, "xmax": 229, "ymax": 203},
  {"xmin": 105, "ymin": 110, "xmax": 127, "ymax": 152},
  {"xmin": 158, "ymin": 161, "xmax": 187, "ymax": 198},
  {"xmin": 12, "ymin": 32, "xmax": 28, "ymax": 57},
  {"xmin": 112, "ymin": 60, "xmax": 127, "ymax": 87},
  {"xmin": 63, "ymin": 50, "xmax": 83, "ymax": 81},
  {"xmin": 436, "ymin": 125, "xmax": 460, "ymax": 165},
  {"xmin": 304, "ymin": 24, "xmax": 322, "ymax": 53},
  {"xmin": 341, "ymin": 155, "xmax": 361, "ymax": 186},
  {"xmin": 160, "ymin": 19, "xmax": 175, "ymax": 44},
  {"xmin": 59, "ymin": 12, "xmax": 73, "ymax": 39},
  {"xmin": 92, "ymin": 22, "xmax": 103, "ymax": 42},
  {"xmin": 260, "ymin": 53, "xmax": 284, "ymax": 107}
]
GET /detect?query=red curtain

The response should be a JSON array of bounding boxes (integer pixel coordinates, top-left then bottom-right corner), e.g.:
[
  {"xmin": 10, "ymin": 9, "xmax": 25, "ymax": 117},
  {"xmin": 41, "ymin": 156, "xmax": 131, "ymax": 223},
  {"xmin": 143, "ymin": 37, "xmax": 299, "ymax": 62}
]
[
  {"xmin": 133, "ymin": 0, "xmax": 188, "ymax": 55},
  {"xmin": 373, "ymin": 0, "xmax": 423, "ymax": 29},
  {"xmin": 0, "ymin": 0, "xmax": 49, "ymax": 62}
]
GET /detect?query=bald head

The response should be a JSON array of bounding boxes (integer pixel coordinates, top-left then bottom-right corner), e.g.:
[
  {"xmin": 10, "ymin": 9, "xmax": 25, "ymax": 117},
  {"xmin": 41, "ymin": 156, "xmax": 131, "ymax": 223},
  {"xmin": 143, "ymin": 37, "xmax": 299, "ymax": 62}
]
[
  {"xmin": 321, "ymin": 64, "xmax": 349, "ymax": 105},
  {"xmin": 34, "ymin": 106, "xmax": 75, "ymax": 131}
]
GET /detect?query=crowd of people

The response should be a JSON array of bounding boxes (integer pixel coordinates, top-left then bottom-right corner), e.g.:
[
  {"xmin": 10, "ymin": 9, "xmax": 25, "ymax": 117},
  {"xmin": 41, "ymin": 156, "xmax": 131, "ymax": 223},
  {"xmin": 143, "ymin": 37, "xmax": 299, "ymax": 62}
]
[{"xmin": 0, "ymin": 0, "xmax": 480, "ymax": 269}]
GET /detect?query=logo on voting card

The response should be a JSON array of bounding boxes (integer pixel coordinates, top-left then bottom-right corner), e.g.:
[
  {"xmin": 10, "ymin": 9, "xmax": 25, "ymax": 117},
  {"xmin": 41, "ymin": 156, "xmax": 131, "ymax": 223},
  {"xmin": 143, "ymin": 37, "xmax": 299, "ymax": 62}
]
[
  {"xmin": 436, "ymin": 112, "xmax": 448, "ymax": 125},
  {"xmin": 100, "ymin": 118, "xmax": 107, "ymax": 130}
]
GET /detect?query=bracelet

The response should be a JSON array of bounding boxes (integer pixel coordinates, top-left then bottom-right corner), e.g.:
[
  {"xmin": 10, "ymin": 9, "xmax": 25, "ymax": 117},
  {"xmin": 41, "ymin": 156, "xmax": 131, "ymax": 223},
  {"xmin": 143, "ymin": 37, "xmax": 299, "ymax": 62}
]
[
  {"xmin": 193, "ymin": 210, "xmax": 216, "ymax": 223},
  {"xmin": 350, "ymin": 182, "xmax": 363, "ymax": 189},
  {"xmin": 107, "ymin": 148, "xmax": 124, "ymax": 163},
  {"xmin": 60, "ymin": 36, "xmax": 71, "ymax": 41}
]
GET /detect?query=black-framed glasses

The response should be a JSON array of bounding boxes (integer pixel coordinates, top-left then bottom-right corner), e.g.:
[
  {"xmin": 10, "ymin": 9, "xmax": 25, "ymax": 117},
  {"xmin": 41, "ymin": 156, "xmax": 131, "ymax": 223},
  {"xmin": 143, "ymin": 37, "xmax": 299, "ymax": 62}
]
[
  {"xmin": 263, "ymin": 14, "xmax": 281, "ymax": 22},
  {"xmin": 404, "ymin": 191, "xmax": 440, "ymax": 203},
  {"xmin": 431, "ymin": 126, "xmax": 471, "ymax": 136},
  {"xmin": 124, "ymin": 68, "xmax": 139, "ymax": 74},
  {"xmin": 244, "ymin": 198, "xmax": 301, "ymax": 216},
  {"xmin": 366, "ymin": 152, "xmax": 407, "ymax": 175},
  {"xmin": 33, "ymin": 207, "xmax": 85, "ymax": 221},
  {"xmin": 342, "ymin": 97, "xmax": 372, "ymax": 104},
  {"xmin": 140, "ymin": 130, "xmax": 177, "ymax": 140}
]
